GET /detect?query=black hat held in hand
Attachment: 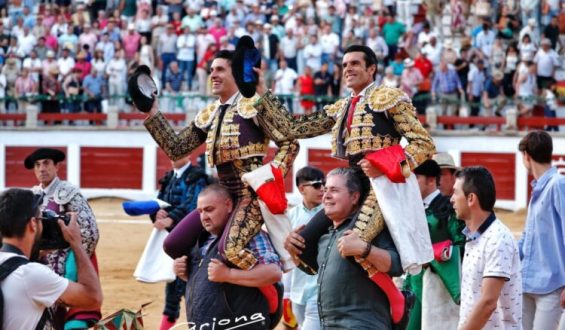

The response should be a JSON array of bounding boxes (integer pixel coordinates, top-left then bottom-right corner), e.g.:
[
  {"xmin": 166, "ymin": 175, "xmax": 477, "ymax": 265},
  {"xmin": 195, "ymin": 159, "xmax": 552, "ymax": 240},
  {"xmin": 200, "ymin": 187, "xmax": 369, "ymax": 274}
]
[
  {"xmin": 232, "ymin": 36, "xmax": 261, "ymax": 98},
  {"xmin": 128, "ymin": 65, "xmax": 158, "ymax": 113}
]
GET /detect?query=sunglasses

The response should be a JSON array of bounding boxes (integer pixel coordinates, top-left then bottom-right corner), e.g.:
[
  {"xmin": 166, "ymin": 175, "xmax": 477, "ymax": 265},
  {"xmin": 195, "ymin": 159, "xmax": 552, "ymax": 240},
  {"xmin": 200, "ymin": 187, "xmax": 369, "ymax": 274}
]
[{"xmin": 302, "ymin": 180, "xmax": 325, "ymax": 190}]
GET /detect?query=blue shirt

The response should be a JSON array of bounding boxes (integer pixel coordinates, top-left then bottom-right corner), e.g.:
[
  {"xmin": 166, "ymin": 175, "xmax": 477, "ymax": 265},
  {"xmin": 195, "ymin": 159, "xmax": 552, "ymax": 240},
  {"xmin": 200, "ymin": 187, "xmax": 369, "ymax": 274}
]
[
  {"xmin": 166, "ymin": 71, "xmax": 184, "ymax": 92},
  {"xmin": 82, "ymin": 74, "xmax": 105, "ymax": 95},
  {"xmin": 287, "ymin": 203, "xmax": 323, "ymax": 305},
  {"xmin": 432, "ymin": 69, "xmax": 462, "ymax": 94},
  {"xmin": 519, "ymin": 167, "xmax": 565, "ymax": 294},
  {"xmin": 467, "ymin": 67, "xmax": 486, "ymax": 97}
]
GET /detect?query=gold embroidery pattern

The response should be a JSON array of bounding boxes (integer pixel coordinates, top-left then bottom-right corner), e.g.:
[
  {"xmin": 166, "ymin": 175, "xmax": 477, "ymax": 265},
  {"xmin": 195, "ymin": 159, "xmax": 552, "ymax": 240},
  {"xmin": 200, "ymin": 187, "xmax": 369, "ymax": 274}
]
[
  {"xmin": 218, "ymin": 143, "xmax": 269, "ymax": 164},
  {"xmin": 389, "ymin": 101, "xmax": 435, "ymax": 169},
  {"xmin": 195, "ymin": 101, "xmax": 220, "ymax": 129},
  {"xmin": 366, "ymin": 86, "xmax": 410, "ymax": 113},
  {"xmin": 292, "ymin": 111, "xmax": 335, "ymax": 139},
  {"xmin": 144, "ymin": 112, "xmax": 207, "ymax": 161},
  {"xmin": 323, "ymin": 98, "xmax": 348, "ymax": 118},
  {"xmin": 353, "ymin": 185, "xmax": 385, "ymax": 277},
  {"xmin": 254, "ymin": 91, "xmax": 297, "ymax": 140},
  {"xmin": 222, "ymin": 195, "xmax": 263, "ymax": 270},
  {"xmin": 237, "ymin": 95, "xmax": 259, "ymax": 119}
]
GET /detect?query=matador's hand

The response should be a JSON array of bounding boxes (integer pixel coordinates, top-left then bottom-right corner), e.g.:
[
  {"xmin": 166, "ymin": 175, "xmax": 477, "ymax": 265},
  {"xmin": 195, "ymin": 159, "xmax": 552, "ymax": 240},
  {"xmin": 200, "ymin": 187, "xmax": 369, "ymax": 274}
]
[{"xmin": 358, "ymin": 159, "xmax": 383, "ymax": 178}]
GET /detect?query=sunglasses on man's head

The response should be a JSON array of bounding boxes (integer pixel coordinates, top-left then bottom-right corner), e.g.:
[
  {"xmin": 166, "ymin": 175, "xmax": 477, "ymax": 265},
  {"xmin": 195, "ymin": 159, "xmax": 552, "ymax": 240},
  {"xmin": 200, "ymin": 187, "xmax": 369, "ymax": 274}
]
[{"xmin": 302, "ymin": 180, "xmax": 325, "ymax": 189}]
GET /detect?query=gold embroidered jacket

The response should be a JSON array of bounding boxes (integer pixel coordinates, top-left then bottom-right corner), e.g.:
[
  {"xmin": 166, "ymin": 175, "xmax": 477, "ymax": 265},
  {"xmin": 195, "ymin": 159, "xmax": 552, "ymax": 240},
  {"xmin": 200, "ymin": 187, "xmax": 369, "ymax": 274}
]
[
  {"xmin": 261, "ymin": 85, "xmax": 435, "ymax": 169},
  {"xmin": 144, "ymin": 93, "xmax": 297, "ymax": 175}
]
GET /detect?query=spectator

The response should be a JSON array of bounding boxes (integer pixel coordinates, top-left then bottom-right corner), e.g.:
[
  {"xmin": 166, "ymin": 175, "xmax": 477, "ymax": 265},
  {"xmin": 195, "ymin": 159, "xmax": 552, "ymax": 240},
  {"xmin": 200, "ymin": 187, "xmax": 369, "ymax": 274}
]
[
  {"xmin": 122, "ymin": 23, "xmax": 141, "ymax": 61},
  {"xmin": 57, "ymin": 48, "xmax": 76, "ymax": 79},
  {"xmin": 503, "ymin": 43, "xmax": 519, "ymax": 98},
  {"xmin": 297, "ymin": 65, "xmax": 315, "ymax": 114},
  {"xmin": 151, "ymin": 155, "xmax": 209, "ymax": 330},
  {"xmin": 482, "ymin": 71, "xmax": 506, "ymax": 117},
  {"xmin": 58, "ymin": 25, "xmax": 78, "ymax": 55},
  {"xmin": 74, "ymin": 51, "xmax": 92, "ymax": 82},
  {"xmin": 533, "ymin": 38, "xmax": 560, "ymax": 90},
  {"xmin": 518, "ymin": 34, "xmax": 538, "ymax": 61},
  {"xmin": 467, "ymin": 59, "xmax": 486, "ymax": 123},
  {"xmin": 518, "ymin": 131, "xmax": 565, "ymax": 329},
  {"xmin": 330, "ymin": 63, "xmax": 342, "ymax": 98},
  {"xmin": 209, "ymin": 18, "xmax": 227, "ymax": 46},
  {"xmin": 432, "ymin": 152, "xmax": 458, "ymax": 197},
  {"xmin": 515, "ymin": 55, "xmax": 537, "ymax": 116},
  {"xmin": 134, "ymin": 7, "xmax": 152, "ymax": 43},
  {"xmin": 91, "ymin": 50, "xmax": 106, "ymax": 76},
  {"xmin": 0, "ymin": 188, "xmax": 103, "ymax": 330},
  {"xmin": 270, "ymin": 16, "xmax": 285, "ymax": 41},
  {"xmin": 41, "ymin": 67, "xmax": 61, "ymax": 117},
  {"xmin": 105, "ymin": 50, "xmax": 126, "ymax": 109},
  {"xmin": 0, "ymin": 64, "xmax": 6, "ymax": 113},
  {"xmin": 540, "ymin": 78, "xmax": 559, "ymax": 132},
  {"xmin": 390, "ymin": 53, "xmax": 405, "ymax": 76},
  {"xmin": 382, "ymin": 66, "xmax": 399, "ymax": 88},
  {"xmin": 31, "ymin": 15, "xmax": 45, "ymax": 39},
  {"xmin": 303, "ymin": 34, "xmax": 322, "ymax": 73},
  {"xmin": 165, "ymin": 61, "xmax": 184, "ymax": 112},
  {"xmin": 17, "ymin": 26, "xmax": 35, "ymax": 57},
  {"xmin": 273, "ymin": 59, "xmax": 297, "ymax": 114},
  {"xmin": 176, "ymin": 26, "xmax": 196, "ymax": 91},
  {"xmin": 78, "ymin": 24, "xmax": 98, "ymax": 54},
  {"xmin": 543, "ymin": 16, "xmax": 559, "ymax": 49},
  {"xmin": 451, "ymin": 166, "xmax": 522, "ymax": 330},
  {"xmin": 401, "ymin": 58, "xmax": 423, "ymax": 99},
  {"xmin": 170, "ymin": 12, "xmax": 182, "ymax": 35},
  {"xmin": 441, "ymin": 40, "xmax": 458, "ymax": 65},
  {"xmin": 319, "ymin": 24, "xmax": 339, "ymax": 73},
  {"xmin": 313, "ymin": 62, "xmax": 331, "ymax": 111},
  {"xmin": 261, "ymin": 24, "xmax": 280, "ymax": 73},
  {"xmin": 82, "ymin": 69, "xmax": 105, "ymax": 114},
  {"xmin": 22, "ymin": 49, "xmax": 42, "ymax": 83},
  {"xmin": 62, "ymin": 68, "xmax": 82, "ymax": 114},
  {"xmin": 14, "ymin": 67, "xmax": 36, "ymax": 113},
  {"xmin": 96, "ymin": 33, "xmax": 115, "ymax": 63},
  {"xmin": 423, "ymin": 36, "xmax": 442, "ymax": 66},
  {"xmin": 490, "ymin": 36, "xmax": 506, "ymax": 70},
  {"xmin": 382, "ymin": 14, "xmax": 406, "ymax": 63},
  {"xmin": 280, "ymin": 28, "xmax": 298, "ymax": 71},
  {"xmin": 454, "ymin": 45, "xmax": 471, "ymax": 99},
  {"xmin": 158, "ymin": 24, "xmax": 178, "ymax": 87},
  {"xmin": 284, "ymin": 166, "xmax": 325, "ymax": 330},
  {"xmin": 151, "ymin": 6, "xmax": 169, "ymax": 49},
  {"xmin": 519, "ymin": 18, "xmax": 540, "ymax": 46},
  {"xmin": 195, "ymin": 43, "xmax": 217, "ymax": 96},
  {"xmin": 181, "ymin": 7, "xmax": 203, "ymax": 34},
  {"xmin": 475, "ymin": 21, "xmax": 496, "ymax": 59},
  {"xmin": 431, "ymin": 60, "xmax": 464, "ymax": 117},
  {"xmin": 195, "ymin": 25, "xmax": 216, "ymax": 65},
  {"xmin": 367, "ymin": 28, "xmax": 389, "ymax": 64},
  {"xmin": 244, "ymin": 4, "xmax": 266, "ymax": 26}
]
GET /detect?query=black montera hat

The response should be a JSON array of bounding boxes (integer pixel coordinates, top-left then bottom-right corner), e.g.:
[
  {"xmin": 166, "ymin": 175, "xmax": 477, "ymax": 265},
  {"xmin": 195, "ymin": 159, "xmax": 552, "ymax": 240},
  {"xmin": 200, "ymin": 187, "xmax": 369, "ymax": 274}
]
[
  {"xmin": 128, "ymin": 65, "xmax": 158, "ymax": 113},
  {"xmin": 232, "ymin": 35, "xmax": 261, "ymax": 98},
  {"xmin": 414, "ymin": 159, "xmax": 441, "ymax": 178},
  {"xmin": 24, "ymin": 148, "xmax": 65, "ymax": 169}
]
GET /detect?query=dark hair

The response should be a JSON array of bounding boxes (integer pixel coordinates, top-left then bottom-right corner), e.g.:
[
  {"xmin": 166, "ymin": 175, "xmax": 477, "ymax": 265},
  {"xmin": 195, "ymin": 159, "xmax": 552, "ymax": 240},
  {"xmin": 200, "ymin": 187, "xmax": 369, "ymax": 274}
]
[
  {"xmin": 199, "ymin": 183, "xmax": 234, "ymax": 202},
  {"xmin": 327, "ymin": 168, "xmax": 362, "ymax": 195},
  {"xmin": 455, "ymin": 166, "xmax": 496, "ymax": 212},
  {"xmin": 295, "ymin": 166, "xmax": 325, "ymax": 186},
  {"xmin": 518, "ymin": 131, "xmax": 553, "ymax": 163},
  {"xmin": 214, "ymin": 50, "xmax": 234, "ymax": 62},
  {"xmin": 0, "ymin": 188, "xmax": 41, "ymax": 238},
  {"xmin": 343, "ymin": 45, "xmax": 377, "ymax": 79}
]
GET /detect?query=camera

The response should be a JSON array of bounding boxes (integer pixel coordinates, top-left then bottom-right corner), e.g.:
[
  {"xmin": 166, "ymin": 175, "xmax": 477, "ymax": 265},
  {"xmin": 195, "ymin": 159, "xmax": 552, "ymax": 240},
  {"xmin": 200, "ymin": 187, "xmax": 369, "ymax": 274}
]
[{"xmin": 37, "ymin": 210, "xmax": 71, "ymax": 250}]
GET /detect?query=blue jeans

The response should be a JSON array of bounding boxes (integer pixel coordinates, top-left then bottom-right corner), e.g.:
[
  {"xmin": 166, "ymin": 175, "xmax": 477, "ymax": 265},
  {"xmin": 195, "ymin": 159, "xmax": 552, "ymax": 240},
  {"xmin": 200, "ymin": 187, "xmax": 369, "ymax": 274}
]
[
  {"xmin": 160, "ymin": 53, "xmax": 177, "ymax": 87},
  {"xmin": 544, "ymin": 105, "xmax": 559, "ymax": 131},
  {"xmin": 178, "ymin": 60, "xmax": 195, "ymax": 91},
  {"xmin": 321, "ymin": 53, "xmax": 334, "ymax": 74}
]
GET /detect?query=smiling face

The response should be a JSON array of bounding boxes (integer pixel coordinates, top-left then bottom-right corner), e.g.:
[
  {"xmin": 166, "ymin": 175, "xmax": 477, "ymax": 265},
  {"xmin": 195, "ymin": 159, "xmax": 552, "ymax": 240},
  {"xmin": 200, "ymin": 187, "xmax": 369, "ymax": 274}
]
[
  {"xmin": 342, "ymin": 51, "xmax": 375, "ymax": 94},
  {"xmin": 323, "ymin": 174, "xmax": 359, "ymax": 224},
  {"xmin": 209, "ymin": 58, "xmax": 238, "ymax": 100}
]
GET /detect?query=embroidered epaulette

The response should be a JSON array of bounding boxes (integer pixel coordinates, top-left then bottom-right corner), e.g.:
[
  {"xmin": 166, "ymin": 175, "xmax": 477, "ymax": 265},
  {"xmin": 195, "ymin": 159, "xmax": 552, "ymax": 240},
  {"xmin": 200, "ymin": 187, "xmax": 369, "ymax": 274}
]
[
  {"xmin": 236, "ymin": 95, "xmax": 259, "ymax": 119},
  {"xmin": 366, "ymin": 86, "xmax": 410, "ymax": 113},
  {"xmin": 194, "ymin": 101, "xmax": 220, "ymax": 129},
  {"xmin": 323, "ymin": 98, "xmax": 348, "ymax": 118},
  {"xmin": 53, "ymin": 180, "xmax": 80, "ymax": 205}
]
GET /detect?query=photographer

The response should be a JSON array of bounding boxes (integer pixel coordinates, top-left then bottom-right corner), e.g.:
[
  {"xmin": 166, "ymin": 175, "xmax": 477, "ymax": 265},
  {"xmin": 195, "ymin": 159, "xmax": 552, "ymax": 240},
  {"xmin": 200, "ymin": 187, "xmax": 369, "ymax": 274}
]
[{"xmin": 0, "ymin": 188, "xmax": 103, "ymax": 330}]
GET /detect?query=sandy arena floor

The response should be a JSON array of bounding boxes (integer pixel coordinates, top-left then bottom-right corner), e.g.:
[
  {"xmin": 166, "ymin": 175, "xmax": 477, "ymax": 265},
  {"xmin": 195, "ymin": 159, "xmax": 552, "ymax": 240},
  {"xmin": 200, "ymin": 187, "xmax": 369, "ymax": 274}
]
[{"xmin": 92, "ymin": 197, "xmax": 526, "ymax": 329}]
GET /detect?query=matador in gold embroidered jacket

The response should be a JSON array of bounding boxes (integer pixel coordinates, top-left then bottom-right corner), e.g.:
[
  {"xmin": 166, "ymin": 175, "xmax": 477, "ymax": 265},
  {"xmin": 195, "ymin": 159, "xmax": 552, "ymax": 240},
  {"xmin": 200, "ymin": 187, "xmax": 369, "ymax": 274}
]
[
  {"xmin": 258, "ymin": 82, "xmax": 435, "ymax": 275},
  {"xmin": 144, "ymin": 92, "xmax": 298, "ymax": 270}
]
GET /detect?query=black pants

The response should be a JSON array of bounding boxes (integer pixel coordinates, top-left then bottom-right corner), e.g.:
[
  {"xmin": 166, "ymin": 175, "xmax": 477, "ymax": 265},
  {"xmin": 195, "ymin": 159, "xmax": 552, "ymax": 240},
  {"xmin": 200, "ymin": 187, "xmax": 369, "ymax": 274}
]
[{"xmin": 163, "ymin": 277, "xmax": 186, "ymax": 321}]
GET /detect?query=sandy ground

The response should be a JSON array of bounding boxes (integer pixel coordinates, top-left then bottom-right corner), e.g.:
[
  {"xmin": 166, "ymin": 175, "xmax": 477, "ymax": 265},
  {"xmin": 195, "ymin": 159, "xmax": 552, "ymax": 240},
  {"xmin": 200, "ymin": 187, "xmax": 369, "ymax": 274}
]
[{"xmin": 92, "ymin": 197, "xmax": 526, "ymax": 330}]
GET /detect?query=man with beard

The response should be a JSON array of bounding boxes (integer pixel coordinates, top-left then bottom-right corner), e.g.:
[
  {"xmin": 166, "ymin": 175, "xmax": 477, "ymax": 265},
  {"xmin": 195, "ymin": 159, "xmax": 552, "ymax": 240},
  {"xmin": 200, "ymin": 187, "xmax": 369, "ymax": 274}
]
[{"xmin": 0, "ymin": 188, "xmax": 102, "ymax": 330}]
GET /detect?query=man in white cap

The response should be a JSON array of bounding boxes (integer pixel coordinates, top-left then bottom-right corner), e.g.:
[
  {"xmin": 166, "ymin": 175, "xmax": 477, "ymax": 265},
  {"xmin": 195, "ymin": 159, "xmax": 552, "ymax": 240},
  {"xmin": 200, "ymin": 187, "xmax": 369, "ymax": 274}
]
[
  {"xmin": 401, "ymin": 58, "xmax": 423, "ymax": 98},
  {"xmin": 432, "ymin": 152, "xmax": 458, "ymax": 197},
  {"xmin": 533, "ymin": 38, "xmax": 560, "ymax": 90}
]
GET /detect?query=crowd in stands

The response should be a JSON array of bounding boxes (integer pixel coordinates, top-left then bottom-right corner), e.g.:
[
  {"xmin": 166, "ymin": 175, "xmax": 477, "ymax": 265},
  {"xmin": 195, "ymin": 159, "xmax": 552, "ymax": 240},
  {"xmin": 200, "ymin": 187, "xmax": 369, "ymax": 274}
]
[{"xmin": 0, "ymin": 0, "xmax": 563, "ymax": 128}]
